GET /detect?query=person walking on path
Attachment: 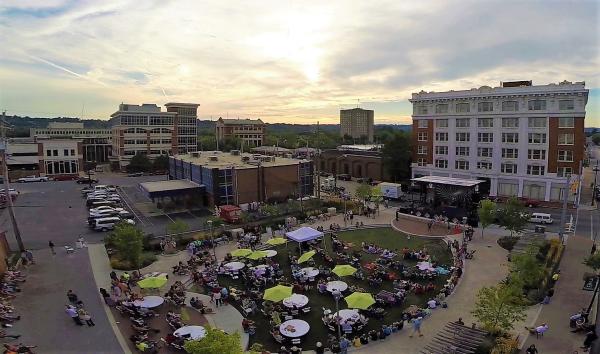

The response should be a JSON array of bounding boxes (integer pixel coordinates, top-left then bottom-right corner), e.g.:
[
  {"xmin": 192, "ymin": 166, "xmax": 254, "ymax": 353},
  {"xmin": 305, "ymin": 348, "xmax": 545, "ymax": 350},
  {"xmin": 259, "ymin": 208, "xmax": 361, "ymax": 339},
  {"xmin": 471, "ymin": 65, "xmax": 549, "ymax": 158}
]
[
  {"xmin": 24, "ymin": 250, "xmax": 34, "ymax": 265},
  {"xmin": 65, "ymin": 305, "xmax": 83, "ymax": 326},
  {"xmin": 525, "ymin": 344, "xmax": 538, "ymax": 354},
  {"xmin": 48, "ymin": 241, "xmax": 55, "ymax": 255},
  {"xmin": 213, "ymin": 288, "xmax": 222, "ymax": 307},
  {"xmin": 409, "ymin": 317, "xmax": 423, "ymax": 337},
  {"xmin": 77, "ymin": 307, "xmax": 95, "ymax": 327},
  {"xmin": 592, "ymin": 243, "xmax": 597, "ymax": 255}
]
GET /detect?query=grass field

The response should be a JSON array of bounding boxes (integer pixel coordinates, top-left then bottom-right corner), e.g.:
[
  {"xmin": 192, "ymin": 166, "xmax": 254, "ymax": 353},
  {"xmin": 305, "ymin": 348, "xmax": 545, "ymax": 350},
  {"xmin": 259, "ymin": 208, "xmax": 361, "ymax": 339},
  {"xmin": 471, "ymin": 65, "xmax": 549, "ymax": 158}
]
[{"xmin": 215, "ymin": 228, "xmax": 452, "ymax": 352}]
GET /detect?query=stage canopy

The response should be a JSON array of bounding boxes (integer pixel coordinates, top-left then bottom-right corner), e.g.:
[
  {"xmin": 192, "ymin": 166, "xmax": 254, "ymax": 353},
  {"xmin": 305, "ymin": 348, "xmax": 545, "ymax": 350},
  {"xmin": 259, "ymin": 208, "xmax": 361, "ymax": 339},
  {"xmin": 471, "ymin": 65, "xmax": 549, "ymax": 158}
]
[{"xmin": 285, "ymin": 227, "xmax": 324, "ymax": 243}]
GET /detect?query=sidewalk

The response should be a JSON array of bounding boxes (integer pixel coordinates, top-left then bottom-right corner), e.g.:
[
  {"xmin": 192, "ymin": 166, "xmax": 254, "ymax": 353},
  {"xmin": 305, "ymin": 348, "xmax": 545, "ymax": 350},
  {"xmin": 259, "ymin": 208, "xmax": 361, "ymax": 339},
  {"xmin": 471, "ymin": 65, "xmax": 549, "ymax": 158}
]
[{"xmin": 521, "ymin": 235, "xmax": 594, "ymax": 352}]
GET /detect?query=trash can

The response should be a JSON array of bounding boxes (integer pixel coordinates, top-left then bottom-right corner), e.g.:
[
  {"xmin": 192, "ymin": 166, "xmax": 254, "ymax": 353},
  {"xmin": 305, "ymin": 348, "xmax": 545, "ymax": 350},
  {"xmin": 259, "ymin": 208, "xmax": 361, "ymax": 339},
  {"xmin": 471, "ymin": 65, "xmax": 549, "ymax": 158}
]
[{"xmin": 535, "ymin": 225, "xmax": 546, "ymax": 233}]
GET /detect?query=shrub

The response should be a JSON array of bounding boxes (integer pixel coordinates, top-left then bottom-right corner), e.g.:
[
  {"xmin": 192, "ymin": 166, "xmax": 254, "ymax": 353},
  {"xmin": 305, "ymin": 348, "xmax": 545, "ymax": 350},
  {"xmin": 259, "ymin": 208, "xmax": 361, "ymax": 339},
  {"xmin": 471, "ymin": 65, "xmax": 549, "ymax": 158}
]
[{"xmin": 498, "ymin": 236, "xmax": 519, "ymax": 251}]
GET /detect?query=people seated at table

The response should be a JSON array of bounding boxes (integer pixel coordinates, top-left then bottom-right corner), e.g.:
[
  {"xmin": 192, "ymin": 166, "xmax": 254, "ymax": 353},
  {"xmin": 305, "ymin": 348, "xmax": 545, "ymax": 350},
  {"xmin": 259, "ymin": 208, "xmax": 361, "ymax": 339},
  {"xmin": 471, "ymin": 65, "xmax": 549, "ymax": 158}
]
[
  {"xmin": 360, "ymin": 333, "xmax": 369, "ymax": 345},
  {"xmin": 427, "ymin": 299, "xmax": 437, "ymax": 309},
  {"xmin": 164, "ymin": 333, "xmax": 185, "ymax": 347},
  {"xmin": 369, "ymin": 330, "xmax": 378, "ymax": 341},
  {"xmin": 413, "ymin": 283, "xmax": 425, "ymax": 295},
  {"xmin": 241, "ymin": 318, "xmax": 256, "ymax": 333},
  {"xmin": 425, "ymin": 282, "xmax": 435, "ymax": 292},
  {"xmin": 392, "ymin": 320, "xmax": 404, "ymax": 331},
  {"xmin": 190, "ymin": 297, "xmax": 207, "ymax": 313}
]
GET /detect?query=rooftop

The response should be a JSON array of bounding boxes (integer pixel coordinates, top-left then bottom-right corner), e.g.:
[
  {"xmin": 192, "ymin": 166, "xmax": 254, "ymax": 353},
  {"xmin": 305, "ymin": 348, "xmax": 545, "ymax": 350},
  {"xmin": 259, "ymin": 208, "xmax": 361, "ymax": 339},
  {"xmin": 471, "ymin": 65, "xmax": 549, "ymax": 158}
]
[
  {"xmin": 217, "ymin": 118, "xmax": 264, "ymax": 125},
  {"xmin": 411, "ymin": 176, "xmax": 483, "ymax": 187},
  {"xmin": 175, "ymin": 151, "xmax": 307, "ymax": 169},
  {"xmin": 338, "ymin": 144, "xmax": 383, "ymax": 151},
  {"xmin": 164, "ymin": 102, "xmax": 200, "ymax": 107},
  {"xmin": 139, "ymin": 179, "xmax": 201, "ymax": 194}
]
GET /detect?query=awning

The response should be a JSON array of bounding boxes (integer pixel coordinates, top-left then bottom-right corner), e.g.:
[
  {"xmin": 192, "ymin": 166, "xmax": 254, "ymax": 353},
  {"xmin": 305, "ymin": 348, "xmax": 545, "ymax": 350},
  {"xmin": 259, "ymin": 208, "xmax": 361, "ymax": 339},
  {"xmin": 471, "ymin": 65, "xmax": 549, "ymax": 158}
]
[
  {"xmin": 285, "ymin": 227, "xmax": 324, "ymax": 242},
  {"xmin": 139, "ymin": 180, "xmax": 204, "ymax": 199},
  {"xmin": 411, "ymin": 176, "xmax": 483, "ymax": 188}
]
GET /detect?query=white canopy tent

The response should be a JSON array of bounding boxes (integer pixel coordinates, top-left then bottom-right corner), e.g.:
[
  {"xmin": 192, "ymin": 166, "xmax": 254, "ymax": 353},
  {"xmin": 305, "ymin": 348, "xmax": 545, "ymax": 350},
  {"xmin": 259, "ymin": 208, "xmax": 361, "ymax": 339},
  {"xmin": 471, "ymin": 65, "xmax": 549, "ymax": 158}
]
[{"xmin": 285, "ymin": 227, "xmax": 324, "ymax": 243}]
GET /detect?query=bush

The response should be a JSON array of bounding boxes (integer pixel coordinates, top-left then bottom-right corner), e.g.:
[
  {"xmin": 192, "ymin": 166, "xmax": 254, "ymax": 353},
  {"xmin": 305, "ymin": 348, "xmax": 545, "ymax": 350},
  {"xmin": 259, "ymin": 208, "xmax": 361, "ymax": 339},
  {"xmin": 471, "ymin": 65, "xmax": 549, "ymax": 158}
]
[
  {"xmin": 110, "ymin": 252, "xmax": 157, "ymax": 270},
  {"xmin": 498, "ymin": 236, "xmax": 519, "ymax": 251}
]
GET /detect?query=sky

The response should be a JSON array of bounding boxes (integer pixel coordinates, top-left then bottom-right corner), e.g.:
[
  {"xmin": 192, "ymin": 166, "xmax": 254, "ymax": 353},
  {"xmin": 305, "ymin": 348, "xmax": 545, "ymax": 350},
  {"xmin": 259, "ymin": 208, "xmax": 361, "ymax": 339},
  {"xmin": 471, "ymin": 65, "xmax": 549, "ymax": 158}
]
[{"xmin": 0, "ymin": 0, "xmax": 599, "ymax": 125}]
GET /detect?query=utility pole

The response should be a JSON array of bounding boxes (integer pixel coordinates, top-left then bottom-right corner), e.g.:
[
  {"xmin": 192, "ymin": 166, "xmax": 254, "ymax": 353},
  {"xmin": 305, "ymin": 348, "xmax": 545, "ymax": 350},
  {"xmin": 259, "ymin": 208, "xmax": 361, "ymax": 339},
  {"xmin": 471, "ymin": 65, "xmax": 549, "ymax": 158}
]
[
  {"xmin": 559, "ymin": 175, "xmax": 573, "ymax": 245},
  {"xmin": 1, "ymin": 111, "xmax": 25, "ymax": 252},
  {"xmin": 316, "ymin": 121, "xmax": 320, "ymax": 201}
]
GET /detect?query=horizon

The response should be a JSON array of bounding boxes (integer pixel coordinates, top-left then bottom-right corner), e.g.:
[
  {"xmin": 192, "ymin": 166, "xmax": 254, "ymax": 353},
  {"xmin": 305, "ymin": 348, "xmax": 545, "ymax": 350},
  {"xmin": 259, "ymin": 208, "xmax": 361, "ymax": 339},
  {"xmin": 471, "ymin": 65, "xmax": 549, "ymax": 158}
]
[{"xmin": 1, "ymin": 1, "xmax": 599, "ymax": 125}]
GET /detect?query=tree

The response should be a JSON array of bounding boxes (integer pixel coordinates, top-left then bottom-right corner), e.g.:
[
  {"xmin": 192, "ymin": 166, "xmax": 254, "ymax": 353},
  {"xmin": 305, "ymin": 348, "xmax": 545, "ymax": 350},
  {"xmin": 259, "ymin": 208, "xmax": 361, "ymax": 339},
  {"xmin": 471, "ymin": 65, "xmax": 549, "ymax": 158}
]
[
  {"xmin": 127, "ymin": 154, "xmax": 152, "ymax": 173},
  {"xmin": 153, "ymin": 154, "xmax": 169, "ymax": 171},
  {"xmin": 478, "ymin": 199, "xmax": 497, "ymax": 238},
  {"xmin": 381, "ymin": 132, "xmax": 412, "ymax": 182},
  {"xmin": 184, "ymin": 326, "xmax": 242, "ymax": 354},
  {"xmin": 108, "ymin": 223, "xmax": 144, "ymax": 269},
  {"xmin": 510, "ymin": 245, "xmax": 544, "ymax": 288},
  {"xmin": 584, "ymin": 252, "xmax": 600, "ymax": 272},
  {"xmin": 497, "ymin": 197, "xmax": 529, "ymax": 236},
  {"xmin": 355, "ymin": 183, "xmax": 373, "ymax": 201},
  {"xmin": 471, "ymin": 283, "xmax": 526, "ymax": 333},
  {"xmin": 593, "ymin": 133, "xmax": 600, "ymax": 146},
  {"xmin": 167, "ymin": 219, "xmax": 189, "ymax": 235}
]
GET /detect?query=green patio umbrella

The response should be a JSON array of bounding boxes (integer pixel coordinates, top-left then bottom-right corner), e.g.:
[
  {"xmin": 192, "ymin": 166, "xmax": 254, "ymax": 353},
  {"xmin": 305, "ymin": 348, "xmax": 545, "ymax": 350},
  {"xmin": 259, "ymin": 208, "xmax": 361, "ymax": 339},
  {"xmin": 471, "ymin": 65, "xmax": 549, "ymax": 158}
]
[
  {"xmin": 231, "ymin": 249, "xmax": 252, "ymax": 257},
  {"xmin": 137, "ymin": 276, "xmax": 168, "ymax": 289},
  {"xmin": 266, "ymin": 238, "xmax": 287, "ymax": 246},
  {"xmin": 263, "ymin": 285, "xmax": 293, "ymax": 302},
  {"xmin": 297, "ymin": 250, "xmax": 316, "ymax": 264},
  {"xmin": 332, "ymin": 264, "xmax": 357, "ymax": 277},
  {"xmin": 247, "ymin": 251, "xmax": 268, "ymax": 260},
  {"xmin": 344, "ymin": 292, "xmax": 376, "ymax": 310}
]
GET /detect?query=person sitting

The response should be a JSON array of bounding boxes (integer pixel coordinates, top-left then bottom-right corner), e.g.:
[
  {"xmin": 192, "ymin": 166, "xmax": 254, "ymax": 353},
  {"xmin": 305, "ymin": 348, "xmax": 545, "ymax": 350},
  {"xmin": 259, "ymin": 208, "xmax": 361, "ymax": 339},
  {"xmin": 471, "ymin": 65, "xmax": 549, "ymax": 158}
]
[
  {"xmin": 360, "ymin": 333, "xmax": 369, "ymax": 345},
  {"xmin": 369, "ymin": 330, "xmax": 378, "ymax": 341},
  {"xmin": 383, "ymin": 324, "xmax": 392, "ymax": 336},
  {"xmin": 242, "ymin": 318, "xmax": 256, "ymax": 334},
  {"xmin": 425, "ymin": 282, "xmax": 435, "ymax": 292},
  {"xmin": 427, "ymin": 299, "xmax": 437, "ymax": 309}
]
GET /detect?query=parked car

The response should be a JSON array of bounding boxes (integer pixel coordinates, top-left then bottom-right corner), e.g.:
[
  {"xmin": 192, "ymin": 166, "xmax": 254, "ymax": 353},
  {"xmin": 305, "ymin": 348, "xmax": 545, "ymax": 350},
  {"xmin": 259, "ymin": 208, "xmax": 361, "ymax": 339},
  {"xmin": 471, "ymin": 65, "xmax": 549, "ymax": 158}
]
[
  {"xmin": 53, "ymin": 175, "xmax": 77, "ymax": 181},
  {"xmin": 17, "ymin": 175, "xmax": 49, "ymax": 183},
  {"xmin": 337, "ymin": 174, "xmax": 351, "ymax": 181},
  {"xmin": 93, "ymin": 217, "xmax": 134, "ymax": 231},
  {"xmin": 76, "ymin": 177, "xmax": 99, "ymax": 184},
  {"xmin": 529, "ymin": 212, "xmax": 553, "ymax": 224},
  {"xmin": 89, "ymin": 206, "xmax": 124, "ymax": 214},
  {"xmin": 127, "ymin": 172, "xmax": 143, "ymax": 177},
  {"xmin": 0, "ymin": 189, "xmax": 19, "ymax": 198},
  {"xmin": 519, "ymin": 198, "xmax": 541, "ymax": 208}
]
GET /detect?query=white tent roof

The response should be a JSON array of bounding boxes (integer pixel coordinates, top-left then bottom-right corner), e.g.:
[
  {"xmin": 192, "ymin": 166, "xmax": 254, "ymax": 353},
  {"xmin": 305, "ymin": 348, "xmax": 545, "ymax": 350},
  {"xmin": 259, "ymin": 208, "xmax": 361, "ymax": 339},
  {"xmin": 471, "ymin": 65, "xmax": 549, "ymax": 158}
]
[{"xmin": 285, "ymin": 227, "xmax": 324, "ymax": 242}]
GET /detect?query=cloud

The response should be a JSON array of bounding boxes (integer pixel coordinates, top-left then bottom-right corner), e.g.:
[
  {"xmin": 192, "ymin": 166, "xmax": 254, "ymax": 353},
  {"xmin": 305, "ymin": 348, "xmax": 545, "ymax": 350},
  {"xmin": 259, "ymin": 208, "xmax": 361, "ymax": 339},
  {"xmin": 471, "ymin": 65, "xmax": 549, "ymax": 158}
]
[{"xmin": 0, "ymin": 0, "xmax": 598, "ymax": 124}]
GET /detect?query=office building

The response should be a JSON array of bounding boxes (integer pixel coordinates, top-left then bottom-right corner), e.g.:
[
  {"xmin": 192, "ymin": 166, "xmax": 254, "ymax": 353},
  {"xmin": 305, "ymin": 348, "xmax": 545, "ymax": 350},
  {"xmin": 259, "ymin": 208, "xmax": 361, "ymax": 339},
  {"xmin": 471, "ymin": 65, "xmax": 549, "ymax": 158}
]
[
  {"xmin": 109, "ymin": 103, "xmax": 199, "ymax": 169},
  {"xmin": 410, "ymin": 80, "xmax": 588, "ymax": 202},
  {"xmin": 169, "ymin": 150, "xmax": 313, "ymax": 206},
  {"xmin": 319, "ymin": 145, "xmax": 386, "ymax": 181},
  {"xmin": 31, "ymin": 122, "xmax": 111, "ymax": 163},
  {"xmin": 340, "ymin": 108, "xmax": 374, "ymax": 143},
  {"xmin": 215, "ymin": 118, "xmax": 265, "ymax": 148}
]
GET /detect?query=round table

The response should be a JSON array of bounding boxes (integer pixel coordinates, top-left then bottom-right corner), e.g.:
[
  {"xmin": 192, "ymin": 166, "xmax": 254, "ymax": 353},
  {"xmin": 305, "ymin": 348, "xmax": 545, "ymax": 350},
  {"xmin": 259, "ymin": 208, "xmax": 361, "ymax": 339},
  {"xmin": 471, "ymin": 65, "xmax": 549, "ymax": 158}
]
[
  {"xmin": 283, "ymin": 294, "xmax": 309, "ymax": 308},
  {"xmin": 279, "ymin": 319, "xmax": 310, "ymax": 338},
  {"xmin": 174, "ymin": 325, "xmax": 207, "ymax": 340},
  {"xmin": 224, "ymin": 262, "xmax": 245, "ymax": 271},
  {"xmin": 265, "ymin": 250, "xmax": 277, "ymax": 258},
  {"xmin": 326, "ymin": 280, "xmax": 348, "ymax": 292},
  {"xmin": 301, "ymin": 267, "xmax": 319, "ymax": 278},
  {"xmin": 333, "ymin": 309, "xmax": 360, "ymax": 323},
  {"xmin": 133, "ymin": 296, "xmax": 165, "ymax": 308}
]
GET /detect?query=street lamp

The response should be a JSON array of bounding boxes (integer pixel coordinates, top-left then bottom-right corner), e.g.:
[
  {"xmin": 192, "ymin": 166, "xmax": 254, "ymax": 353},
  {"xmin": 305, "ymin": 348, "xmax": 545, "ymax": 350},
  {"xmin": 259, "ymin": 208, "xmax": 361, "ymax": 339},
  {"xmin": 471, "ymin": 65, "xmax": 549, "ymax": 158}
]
[
  {"xmin": 592, "ymin": 163, "xmax": 599, "ymax": 206},
  {"xmin": 342, "ymin": 194, "xmax": 349, "ymax": 227},
  {"xmin": 207, "ymin": 220, "xmax": 217, "ymax": 260},
  {"xmin": 332, "ymin": 289, "xmax": 342, "ymax": 341}
]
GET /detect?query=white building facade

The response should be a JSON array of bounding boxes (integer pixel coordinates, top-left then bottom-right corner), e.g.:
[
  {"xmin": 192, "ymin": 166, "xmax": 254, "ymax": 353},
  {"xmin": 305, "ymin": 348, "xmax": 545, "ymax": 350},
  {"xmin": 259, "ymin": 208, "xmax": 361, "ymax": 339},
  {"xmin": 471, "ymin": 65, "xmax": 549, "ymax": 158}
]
[{"xmin": 410, "ymin": 81, "xmax": 588, "ymax": 202}]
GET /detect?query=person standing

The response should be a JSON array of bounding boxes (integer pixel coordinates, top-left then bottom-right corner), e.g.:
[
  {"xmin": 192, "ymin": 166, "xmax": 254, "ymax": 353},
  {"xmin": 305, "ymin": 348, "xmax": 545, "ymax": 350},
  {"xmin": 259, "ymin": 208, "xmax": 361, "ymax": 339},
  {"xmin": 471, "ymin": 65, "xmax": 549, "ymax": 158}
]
[
  {"xmin": 592, "ymin": 243, "xmax": 597, "ymax": 255},
  {"xmin": 409, "ymin": 316, "xmax": 423, "ymax": 337},
  {"xmin": 48, "ymin": 240, "xmax": 56, "ymax": 255},
  {"xmin": 525, "ymin": 344, "xmax": 538, "ymax": 354},
  {"xmin": 213, "ymin": 288, "xmax": 222, "ymax": 307},
  {"xmin": 339, "ymin": 336, "xmax": 351, "ymax": 354},
  {"xmin": 65, "ymin": 305, "xmax": 83, "ymax": 325},
  {"xmin": 24, "ymin": 250, "xmax": 34, "ymax": 265}
]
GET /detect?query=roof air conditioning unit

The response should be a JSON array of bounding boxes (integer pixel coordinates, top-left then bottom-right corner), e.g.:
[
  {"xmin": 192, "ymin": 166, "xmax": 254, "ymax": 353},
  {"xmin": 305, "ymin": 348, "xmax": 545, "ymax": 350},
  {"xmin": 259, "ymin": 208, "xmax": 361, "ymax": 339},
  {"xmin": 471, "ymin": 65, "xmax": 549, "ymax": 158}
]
[
  {"xmin": 208, "ymin": 156, "xmax": 218, "ymax": 162},
  {"xmin": 241, "ymin": 156, "xmax": 250, "ymax": 162},
  {"xmin": 231, "ymin": 150, "xmax": 240, "ymax": 156},
  {"xmin": 191, "ymin": 152, "xmax": 200, "ymax": 158}
]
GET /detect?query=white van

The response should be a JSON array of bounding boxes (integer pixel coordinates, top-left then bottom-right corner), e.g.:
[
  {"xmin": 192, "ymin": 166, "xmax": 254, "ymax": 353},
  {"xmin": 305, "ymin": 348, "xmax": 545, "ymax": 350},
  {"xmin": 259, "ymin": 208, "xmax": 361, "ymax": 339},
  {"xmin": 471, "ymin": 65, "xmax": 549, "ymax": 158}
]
[
  {"xmin": 94, "ymin": 217, "xmax": 121, "ymax": 231},
  {"xmin": 529, "ymin": 213, "xmax": 553, "ymax": 224}
]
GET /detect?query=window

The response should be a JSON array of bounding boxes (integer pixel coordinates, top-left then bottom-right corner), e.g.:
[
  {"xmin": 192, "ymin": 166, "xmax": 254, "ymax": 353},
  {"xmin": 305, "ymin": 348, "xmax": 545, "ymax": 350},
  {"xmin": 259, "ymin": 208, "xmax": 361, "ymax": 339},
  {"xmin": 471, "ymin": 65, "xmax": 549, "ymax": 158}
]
[
  {"xmin": 53, "ymin": 150, "xmax": 58, "ymax": 156},
  {"xmin": 557, "ymin": 167, "xmax": 573, "ymax": 177},
  {"xmin": 501, "ymin": 163, "xmax": 518, "ymax": 174},
  {"xmin": 63, "ymin": 149, "xmax": 68, "ymax": 156},
  {"xmin": 455, "ymin": 160, "xmax": 470, "ymax": 170},
  {"xmin": 417, "ymin": 132, "xmax": 427, "ymax": 141},
  {"xmin": 417, "ymin": 146, "xmax": 428, "ymax": 155},
  {"xmin": 478, "ymin": 132, "xmax": 493, "ymax": 143},
  {"xmin": 455, "ymin": 118, "xmax": 470, "ymax": 128},
  {"xmin": 528, "ymin": 149, "xmax": 546, "ymax": 160},
  {"xmin": 478, "ymin": 118, "xmax": 493, "ymax": 128},
  {"xmin": 558, "ymin": 133, "xmax": 574, "ymax": 145},
  {"xmin": 435, "ymin": 119, "xmax": 448, "ymax": 128},
  {"xmin": 124, "ymin": 139, "xmax": 136, "ymax": 145},
  {"xmin": 527, "ymin": 165, "xmax": 545, "ymax": 176},
  {"xmin": 528, "ymin": 117, "xmax": 547, "ymax": 128},
  {"xmin": 435, "ymin": 146, "xmax": 448, "ymax": 155},
  {"xmin": 477, "ymin": 161, "xmax": 493, "ymax": 170},
  {"xmin": 70, "ymin": 149, "xmax": 75, "ymax": 156},
  {"xmin": 435, "ymin": 132, "xmax": 448, "ymax": 141},
  {"xmin": 136, "ymin": 139, "xmax": 147, "ymax": 145},
  {"xmin": 415, "ymin": 105, "xmax": 428, "ymax": 114},
  {"xmin": 528, "ymin": 99, "xmax": 546, "ymax": 110},
  {"xmin": 456, "ymin": 146, "xmax": 470, "ymax": 156},
  {"xmin": 559, "ymin": 99, "xmax": 574, "ymax": 110},
  {"xmin": 502, "ymin": 133, "xmax": 519, "ymax": 143},
  {"xmin": 502, "ymin": 117, "xmax": 519, "ymax": 128},
  {"xmin": 502, "ymin": 101, "xmax": 518, "ymax": 112},
  {"xmin": 478, "ymin": 147, "xmax": 493, "ymax": 157},
  {"xmin": 46, "ymin": 149, "xmax": 51, "ymax": 156},
  {"xmin": 435, "ymin": 159, "xmax": 448, "ymax": 168},
  {"xmin": 456, "ymin": 103, "xmax": 470, "ymax": 113},
  {"xmin": 477, "ymin": 102, "xmax": 493, "ymax": 112},
  {"xmin": 417, "ymin": 158, "xmax": 427, "ymax": 166},
  {"xmin": 417, "ymin": 120, "xmax": 429, "ymax": 128},
  {"xmin": 502, "ymin": 148, "xmax": 519, "ymax": 159},
  {"xmin": 558, "ymin": 150, "xmax": 574, "ymax": 162},
  {"xmin": 559, "ymin": 117, "xmax": 574, "ymax": 128},
  {"xmin": 456, "ymin": 132, "xmax": 470, "ymax": 142},
  {"xmin": 150, "ymin": 116, "xmax": 174, "ymax": 126},
  {"xmin": 435, "ymin": 104, "xmax": 448, "ymax": 114},
  {"xmin": 528, "ymin": 133, "xmax": 547, "ymax": 144}
]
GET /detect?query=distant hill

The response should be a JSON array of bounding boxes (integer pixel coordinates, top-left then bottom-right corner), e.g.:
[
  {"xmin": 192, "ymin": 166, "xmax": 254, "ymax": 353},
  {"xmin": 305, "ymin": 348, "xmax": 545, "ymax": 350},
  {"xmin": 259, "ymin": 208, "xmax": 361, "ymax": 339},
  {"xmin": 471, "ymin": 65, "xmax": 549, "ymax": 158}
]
[
  {"xmin": 2, "ymin": 115, "xmax": 111, "ymax": 137},
  {"xmin": 198, "ymin": 120, "xmax": 411, "ymax": 134}
]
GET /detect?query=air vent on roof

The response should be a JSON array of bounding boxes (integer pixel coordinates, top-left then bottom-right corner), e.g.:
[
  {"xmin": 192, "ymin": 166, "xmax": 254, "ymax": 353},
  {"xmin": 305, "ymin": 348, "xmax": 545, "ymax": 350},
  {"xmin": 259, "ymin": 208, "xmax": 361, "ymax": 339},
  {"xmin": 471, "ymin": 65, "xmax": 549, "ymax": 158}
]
[
  {"xmin": 230, "ymin": 150, "xmax": 240, "ymax": 156},
  {"xmin": 191, "ymin": 152, "xmax": 200, "ymax": 158},
  {"xmin": 208, "ymin": 156, "xmax": 218, "ymax": 162},
  {"xmin": 261, "ymin": 156, "xmax": 272, "ymax": 162},
  {"xmin": 241, "ymin": 156, "xmax": 250, "ymax": 162}
]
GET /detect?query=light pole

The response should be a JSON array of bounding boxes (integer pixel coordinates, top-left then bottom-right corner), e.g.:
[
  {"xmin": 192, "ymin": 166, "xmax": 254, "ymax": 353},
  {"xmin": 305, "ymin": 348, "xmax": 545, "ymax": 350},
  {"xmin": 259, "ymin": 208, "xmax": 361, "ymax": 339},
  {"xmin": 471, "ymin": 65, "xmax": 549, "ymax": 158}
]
[
  {"xmin": 592, "ymin": 162, "xmax": 599, "ymax": 206},
  {"xmin": 207, "ymin": 220, "xmax": 217, "ymax": 261},
  {"xmin": 343, "ymin": 194, "xmax": 348, "ymax": 228},
  {"xmin": 332, "ymin": 289, "xmax": 342, "ymax": 341}
]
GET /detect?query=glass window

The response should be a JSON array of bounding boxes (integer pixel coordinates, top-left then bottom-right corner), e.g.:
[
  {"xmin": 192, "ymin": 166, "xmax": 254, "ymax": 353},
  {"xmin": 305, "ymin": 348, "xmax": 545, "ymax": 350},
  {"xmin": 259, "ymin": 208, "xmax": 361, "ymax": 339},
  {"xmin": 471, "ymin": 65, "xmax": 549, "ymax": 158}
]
[
  {"xmin": 435, "ymin": 132, "xmax": 448, "ymax": 141},
  {"xmin": 435, "ymin": 104, "xmax": 448, "ymax": 114},
  {"xmin": 417, "ymin": 120, "xmax": 428, "ymax": 128},
  {"xmin": 455, "ymin": 160, "xmax": 469, "ymax": 170},
  {"xmin": 70, "ymin": 149, "xmax": 75, "ymax": 156},
  {"xmin": 528, "ymin": 99, "xmax": 546, "ymax": 110},
  {"xmin": 527, "ymin": 165, "xmax": 545, "ymax": 176},
  {"xmin": 478, "ymin": 133, "xmax": 493, "ymax": 143},
  {"xmin": 527, "ymin": 149, "xmax": 546, "ymax": 160},
  {"xmin": 502, "ymin": 118, "xmax": 519, "ymax": 128},
  {"xmin": 435, "ymin": 159, "xmax": 448, "ymax": 168},
  {"xmin": 557, "ymin": 167, "xmax": 573, "ymax": 177},
  {"xmin": 559, "ymin": 99, "xmax": 574, "ymax": 110},
  {"xmin": 435, "ymin": 119, "xmax": 448, "ymax": 128},
  {"xmin": 502, "ymin": 133, "xmax": 519, "ymax": 143},
  {"xmin": 415, "ymin": 105, "xmax": 428, "ymax": 114},
  {"xmin": 417, "ymin": 132, "xmax": 427, "ymax": 141},
  {"xmin": 558, "ymin": 133, "xmax": 574, "ymax": 145},
  {"xmin": 456, "ymin": 132, "xmax": 470, "ymax": 142},
  {"xmin": 528, "ymin": 117, "xmax": 547, "ymax": 128},
  {"xmin": 478, "ymin": 118, "xmax": 493, "ymax": 128},
  {"xmin": 46, "ymin": 149, "xmax": 51, "ymax": 156},
  {"xmin": 501, "ymin": 163, "xmax": 518, "ymax": 174},
  {"xmin": 477, "ymin": 102, "xmax": 493, "ymax": 112},
  {"xmin": 477, "ymin": 161, "xmax": 493, "ymax": 170},
  {"xmin": 456, "ymin": 103, "xmax": 470, "ymax": 113},
  {"xmin": 558, "ymin": 117, "xmax": 574, "ymax": 128},
  {"xmin": 53, "ymin": 150, "xmax": 58, "ymax": 156},
  {"xmin": 417, "ymin": 146, "xmax": 428, "ymax": 155},
  {"xmin": 417, "ymin": 158, "xmax": 427, "ymax": 166},
  {"xmin": 528, "ymin": 133, "xmax": 547, "ymax": 144},
  {"xmin": 435, "ymin": 146, "xmax": 448, "ymax": 155},
  {"xmin": 63, "ymin": 149, "xmax": 68, "ymax": 156},
  {"xmin": 478, "ymin": 147, "xmax": 493, "ymax": 157},
  {"xmin": 502, "ymin": 148, "xmax": 519, "ymax": 159},
  {"xmin": 456, "ymin": 146, "xmax": 470, "ymax": 156},
  {"xmin": 558, "ymin": 150, "xmax": 574, "ymax": 162},
  {"xmin": 502, "ymin": 101, "xmax": 518, "ymax": 112},
  {"xmin": 455, "ymin": 118, "xmax": 470, "ymax": 128}
]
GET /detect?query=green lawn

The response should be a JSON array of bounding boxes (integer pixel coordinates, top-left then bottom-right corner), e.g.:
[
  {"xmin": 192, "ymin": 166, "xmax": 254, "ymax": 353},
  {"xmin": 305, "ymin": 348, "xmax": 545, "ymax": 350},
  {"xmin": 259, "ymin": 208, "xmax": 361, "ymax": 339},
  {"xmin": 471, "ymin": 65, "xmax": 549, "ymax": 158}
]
[{"xmin": 212, "ymin": 228, "xmax": 452, "ymax": 352}]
